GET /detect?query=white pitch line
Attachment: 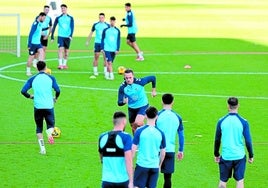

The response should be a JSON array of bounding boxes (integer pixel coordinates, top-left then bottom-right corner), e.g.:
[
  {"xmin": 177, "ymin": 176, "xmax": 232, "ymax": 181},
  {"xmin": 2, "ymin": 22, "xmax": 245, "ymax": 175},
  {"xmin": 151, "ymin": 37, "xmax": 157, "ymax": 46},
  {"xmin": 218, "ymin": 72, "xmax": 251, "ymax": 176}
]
[
  {"xmin": 1, "ymin": 70, "xmax": 268, "ymax": 75},
  {"xmin": 1, "ymin": 56, "xmax": 268, "ymax": 100}
]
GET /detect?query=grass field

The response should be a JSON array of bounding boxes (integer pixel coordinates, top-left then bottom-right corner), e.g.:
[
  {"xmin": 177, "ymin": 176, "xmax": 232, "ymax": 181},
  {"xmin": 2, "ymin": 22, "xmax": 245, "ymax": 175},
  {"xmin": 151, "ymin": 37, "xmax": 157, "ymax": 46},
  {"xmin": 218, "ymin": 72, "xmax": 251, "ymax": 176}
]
[{"xmin": 1, "ymin": 1, "xmax": 268, "ymax": 187}]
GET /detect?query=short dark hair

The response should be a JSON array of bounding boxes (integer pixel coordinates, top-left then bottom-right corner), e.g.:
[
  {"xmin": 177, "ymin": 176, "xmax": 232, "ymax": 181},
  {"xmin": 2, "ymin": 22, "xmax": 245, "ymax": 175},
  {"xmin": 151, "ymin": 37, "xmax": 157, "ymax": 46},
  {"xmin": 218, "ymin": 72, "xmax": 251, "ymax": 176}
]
[
  {"xmin": 44, "ymin": 5, "xmax": 49, "ymax": 9},
  {"xmin": 37, "ymin": 61, "xmax": 46, "ymax": 71},
  {"xmin": 227, "ymin": 97, "xmax": 238, "ymax": 109},
  {"xmin": 145, "ymin": 106, "xmax": 158, "ymax": 119},
  {"xmin": 61, "ymin": 4, "xmax": 67, "ymax": 8},
  {"xmin": 99, "ymin": 13, "xmax": 105, "ymax": 16},
  {"xmin": 162, "ymin": 93, "xmax": 174, "ymax": 105},
  {"xmin": 125, "ymin": 3, "xmax": 131, "ymax": 7},
  {"xmin": 124, "ymin": 68, "xmax": 133, "ymax": 74},
  {"xmin": 110, "ymin": 16, "xmax": 116, "ymax": 21},
  {"xmin": 39, "ymin": 12, "xmax": 46, "ymax": 17},
  {"xmin": 113, "ymin": 111, "xmax": 126, "ymax": 119},
  {"xmin": 113, "ymin": 111, "xmax": 126, "ymax": 125}
]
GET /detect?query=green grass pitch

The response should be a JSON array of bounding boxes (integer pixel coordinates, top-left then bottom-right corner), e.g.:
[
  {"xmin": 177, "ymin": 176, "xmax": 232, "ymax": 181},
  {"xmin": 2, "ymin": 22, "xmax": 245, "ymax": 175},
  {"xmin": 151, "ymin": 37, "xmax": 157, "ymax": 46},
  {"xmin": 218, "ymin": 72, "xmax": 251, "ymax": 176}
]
[{"xmin": 0, "ymin": 1, "xmax": 268, "ymax": 187}]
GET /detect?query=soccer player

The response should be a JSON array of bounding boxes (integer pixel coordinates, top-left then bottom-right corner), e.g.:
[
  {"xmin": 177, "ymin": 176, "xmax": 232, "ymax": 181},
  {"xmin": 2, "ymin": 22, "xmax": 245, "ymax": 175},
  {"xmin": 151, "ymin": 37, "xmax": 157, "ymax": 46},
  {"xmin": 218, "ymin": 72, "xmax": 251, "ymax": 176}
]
[
  {"xmin": 117, "ymin": 69, "xmax": 156, "ymax": 134},
  {"xmin": 101, "ymin": 16, "xmax": 120, "ymax": 80},
  {"xmin": 51, "ymin": 4, "xmax": 74, "ymax": 70},
  {"xmin": 32, "ymin": 5, "xmax": 53, "ymax": 67},
  {"xmin": 121, "ymin": 2, "xmax": 144, "ymax": 61},
  {"xmin": 156, "ymin": 93, "xmax": 184, "ymax": 188},
  {"xmin": 132, "ymin": 106, "xmax": 166, "ymax": 188},
  {"xmin": 98, "ymin": 111, "xmax": 133, "ymax": 188},
  {"xmin": 214, "ymin": 97, "xmax": 254, "ymax": 188},
  {"xmin": 21, "ymin": 61, "xmax": 60, "ymax": 155},
  {"xmin": 26, "ymin": 12, "xmax": 46, "ymax": 76},
  {"xmin": 86, "ymin": 13, "xmax": 109, "ymax": 77}
]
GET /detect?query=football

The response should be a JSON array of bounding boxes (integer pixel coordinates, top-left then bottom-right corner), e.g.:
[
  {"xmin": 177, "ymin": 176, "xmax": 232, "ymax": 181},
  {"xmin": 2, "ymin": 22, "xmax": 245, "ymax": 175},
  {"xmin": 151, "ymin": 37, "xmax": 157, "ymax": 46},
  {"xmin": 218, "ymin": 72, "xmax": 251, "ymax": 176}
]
[
  {"xmin": 52, "ymin": 127, "xmax": 61, "ymax": 138},
  {"xmin": 118, "ymin": 66, "xmax": 126, "ymax": 75},
  {"xmin": 45, "ymin": 68, "xmax": 52, "ymax": 74}
]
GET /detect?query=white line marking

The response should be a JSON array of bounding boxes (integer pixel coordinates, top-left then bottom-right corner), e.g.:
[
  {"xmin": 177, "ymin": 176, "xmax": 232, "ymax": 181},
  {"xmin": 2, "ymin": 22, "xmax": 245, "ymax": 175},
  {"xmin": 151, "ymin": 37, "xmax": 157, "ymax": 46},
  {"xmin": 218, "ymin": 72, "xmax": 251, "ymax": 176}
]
[
  {"xmin": 1, "ymin": 70, "xmax": 268, "ymax": 75},
  {"xmin": 1, "ymin": 55, "xmax": 268, "ymax": 100}
]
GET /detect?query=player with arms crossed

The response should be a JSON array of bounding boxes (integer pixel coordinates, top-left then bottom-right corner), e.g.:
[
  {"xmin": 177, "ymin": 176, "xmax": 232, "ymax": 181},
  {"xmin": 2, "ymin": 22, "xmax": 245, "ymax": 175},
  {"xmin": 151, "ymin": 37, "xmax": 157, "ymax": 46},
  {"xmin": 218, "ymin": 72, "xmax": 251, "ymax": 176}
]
[
  {"xmin": 214, "ymin": 97, "xmax": 254, "ymax": 188},
  {"xmin": 117, "ymin": 69, "xmax": 156, "ymax": 134},
  {"xmin": 86, "ymin": 13, "xmax": 109, "ymax": 77},
  {"xmin": 51, "ymin": 4, "xmax": 74, "ymax": 70}
]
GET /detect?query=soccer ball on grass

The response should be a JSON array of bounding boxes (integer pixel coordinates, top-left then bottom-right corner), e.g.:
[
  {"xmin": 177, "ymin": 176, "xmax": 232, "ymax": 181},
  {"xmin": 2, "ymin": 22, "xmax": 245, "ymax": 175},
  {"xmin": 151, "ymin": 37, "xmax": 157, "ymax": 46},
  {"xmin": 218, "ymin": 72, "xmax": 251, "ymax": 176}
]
[
  {"xmin": 52, "ymin": 127, "xmax": 61, "ymax": 138},
  {"xmin": 118, "ymin": 66, "xmax": 126, "ymax": 75}
]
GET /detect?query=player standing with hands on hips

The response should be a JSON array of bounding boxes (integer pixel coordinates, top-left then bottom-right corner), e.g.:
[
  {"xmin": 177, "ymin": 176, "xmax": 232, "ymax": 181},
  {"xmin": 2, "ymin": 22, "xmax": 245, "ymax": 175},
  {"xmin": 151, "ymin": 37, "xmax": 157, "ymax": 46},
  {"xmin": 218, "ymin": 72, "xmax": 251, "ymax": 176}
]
[
  {"xmin": 121, "ymin": 3, "xmax": 144, "ymax": 61},
  {"xmin": 51, "ymin": 4, "xmax": 74, "ymax": 70},
  {"xmin": 214, "ymin": 97, "xmax": 254, "ymax": 188}
]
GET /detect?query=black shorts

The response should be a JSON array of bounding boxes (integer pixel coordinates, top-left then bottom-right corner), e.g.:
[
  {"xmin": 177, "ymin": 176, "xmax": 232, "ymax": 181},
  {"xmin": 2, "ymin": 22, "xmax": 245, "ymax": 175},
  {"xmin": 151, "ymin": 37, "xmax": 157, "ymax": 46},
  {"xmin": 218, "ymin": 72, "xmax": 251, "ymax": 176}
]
[
  {"xmin": 219, "ymin": 156, "xmax": 246, "ymax": 182},
  {"xmin": 28, "ymin": 44, "xmax": 42, "ymax": 56},
  {"xmin": 127, "ymin": 33, "xmax": 136, "ymax": 43},
  {"xmin": 102, "ymin": 181, "xmax": 129, "ymax": 188},
  {"xmin": 40, "ymin": 36, "xmax": 48, "ymax": 47},
  {"xmin": 34, "ymin": 108, "xmax": 55, "ymax": 133},
  {"xmin": 134, "ymin": 164, "xmax": 159, "ymax": 188},
  {"xmin": 94, "ymin": 43, "xmax": 102, "ymax": 52},
  {"xmin": 58, "ymin": 36, "xmax": 71, "ymax": 49},
  {"xmin": 128, "ymin": 104, "xmax": 149, "ymax": 124},
  {"xmin": 161, "ymin": 152, "xmax": 175, "ymax": 174}
]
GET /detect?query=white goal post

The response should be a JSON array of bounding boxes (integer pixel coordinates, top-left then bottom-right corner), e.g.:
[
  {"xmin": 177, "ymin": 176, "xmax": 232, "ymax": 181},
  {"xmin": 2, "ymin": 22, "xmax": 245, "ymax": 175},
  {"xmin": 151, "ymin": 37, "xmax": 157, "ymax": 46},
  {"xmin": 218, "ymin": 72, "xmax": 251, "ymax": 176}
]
[{"xmin": 0, "ymin": 13, "xmax": 20, "ymax": 57}]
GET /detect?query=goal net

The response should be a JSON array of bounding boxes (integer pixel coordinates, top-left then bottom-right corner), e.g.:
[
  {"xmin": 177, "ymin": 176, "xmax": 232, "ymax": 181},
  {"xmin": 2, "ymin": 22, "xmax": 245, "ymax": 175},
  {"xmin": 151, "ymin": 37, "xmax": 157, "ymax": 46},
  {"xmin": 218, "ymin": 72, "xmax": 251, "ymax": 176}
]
[{"xmin": 0, "ymin": 14, "xmax": 20, "ymax": 57}]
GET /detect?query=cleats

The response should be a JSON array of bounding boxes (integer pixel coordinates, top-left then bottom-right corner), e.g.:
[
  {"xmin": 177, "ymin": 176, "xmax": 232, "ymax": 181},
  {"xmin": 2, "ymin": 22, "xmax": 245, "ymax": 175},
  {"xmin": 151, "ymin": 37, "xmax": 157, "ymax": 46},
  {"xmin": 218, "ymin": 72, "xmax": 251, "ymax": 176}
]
[
  {"xmin": 136, "ymin": 57, "xmax": 144, "ymax": 61},
  {"xmin": 58, "ymin": 65, "xmax": 68, "ymax": 69},
  {"xmin": 136, "ymin": 51, "xmax": 144, "ymax": 61},
  {"xmin": 40, "ymin": 149, "xmax": 46, "ymax": 155},
  {"xmin": 58, "ymin": 65, "xmax": 63, "ymax": 70},
  {"xmin": 106, "ymin": 77, "xmax": 114, "ymax": 80},
  {"xmin": 46, "ymin": 129, "xmax": 55, "ymax": 144},
  {"xmin": 48, "ymin": 136, "xmax": 54, "ymax": 144},
  {"xmin": 62, "ymin": 65, "xmax": 68, "ymax": 69}
]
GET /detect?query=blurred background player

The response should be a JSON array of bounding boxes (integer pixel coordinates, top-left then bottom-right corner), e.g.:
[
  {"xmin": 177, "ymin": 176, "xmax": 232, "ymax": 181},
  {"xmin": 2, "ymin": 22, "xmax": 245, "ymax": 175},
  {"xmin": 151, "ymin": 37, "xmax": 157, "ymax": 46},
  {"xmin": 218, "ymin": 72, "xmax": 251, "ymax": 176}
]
[
  {"xmin": 98, "ymin": 111, "xmax": 133, "ymax": 188},
  {"xmin": 117, "ymin": 69, "xmax": 156, "ymax": 134},
  {"xmin": 156, "ymin": 93, "xmax": 185, "ymax": 188},
  {"xmin": 132, "ymin": 106, "xmax": 166, "ymax": 188},
  {"xmin": 101, "ymin": 16, "xmax": 120, "ymax": 80},
  {"xmin": 214, "ymin": 97, "xmax": 254, "ymax": 188},
  {"xmin": 51, "ymin": 4, "xmax": 74, "ymax": 70},
  {"xmin": 32, "ymin": 5, "xmax": 53, "ymax": 67},
  {"xmin": 121, "ymin": 3, "xmax": 144, "ymax": 61},
  {"xmin": 26, "ymin": 12, "xmax": 46, "ymax": 76},
  {"xmin": 86, "ymin": 13, "xmax": 109, "ymax": 77},
  {"xmin": 21, "ymin": 61, "xmax": 60, "ymax": 154}
]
